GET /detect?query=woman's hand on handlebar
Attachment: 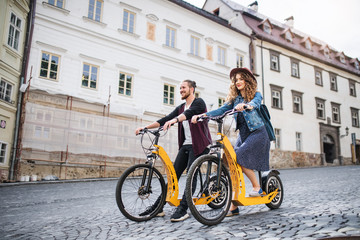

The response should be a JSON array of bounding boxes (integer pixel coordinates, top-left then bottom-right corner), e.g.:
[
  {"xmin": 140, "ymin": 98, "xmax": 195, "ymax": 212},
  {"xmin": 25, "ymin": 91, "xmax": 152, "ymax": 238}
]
[{"xmin": 235, "ymin": 103, "xmax": 253, "ymax": 111}]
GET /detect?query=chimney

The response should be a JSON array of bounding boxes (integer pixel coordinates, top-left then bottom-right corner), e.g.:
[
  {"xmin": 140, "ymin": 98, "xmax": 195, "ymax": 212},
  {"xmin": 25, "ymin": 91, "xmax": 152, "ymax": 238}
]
[
  {"xmin": 248, "ymin": 1, "xmax": 258, "ymax": 12},
  {"xmin": 284, "ymin": 16, "xmax": 294, "ymax": 28}
]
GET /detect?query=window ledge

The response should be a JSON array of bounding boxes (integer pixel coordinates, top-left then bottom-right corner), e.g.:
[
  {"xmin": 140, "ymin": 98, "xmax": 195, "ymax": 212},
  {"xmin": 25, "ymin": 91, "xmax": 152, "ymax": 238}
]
[
  {"xmin": 215, "ymin": 63, "xmax": 230, "ymax": 69},
  {"xmin": 82, "ymin": 16, "xmax": 107, "ymax": 27},
  {"xmin": 3, "ymin": 44, "xmax": 21, "ymax": 58},
  {"xmin": 272, "ymin": 107, "xmax": 283, "ymax": 110},
  {"xmin": 291, "ymin": 75, "xmax": 300, "ymax": 79},
  {"xmin": 270, "ymin": 68, "xmax": 280, "ymax": 72},
  {"xmin": 293, "ymin": 111, "xmax": 303, "ymax": 115},
  {"xmin": 117, "ymin": 29, "xmax": 140, "ymax": 39},
  {"xmin": 162, "ymin": 44, "xmax": 181, "ymax": 52},
  {"xmin": 42, "ymin": 2, "xmax": 70, "ymax": 15},
  {"xmin": 187, "ymin": 53, "xmax": 204, "ymax": 60}
]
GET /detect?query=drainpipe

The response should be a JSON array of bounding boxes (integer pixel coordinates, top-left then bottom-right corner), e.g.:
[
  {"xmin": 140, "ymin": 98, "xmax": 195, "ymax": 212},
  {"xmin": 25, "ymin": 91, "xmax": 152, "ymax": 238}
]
[
  {"xmin": 9, "ymin": 0, "xmax": 36, "ymax": 181},
  {"xmin": 260, "ymin": 37, "xmax": 265, "ymax": 104}
]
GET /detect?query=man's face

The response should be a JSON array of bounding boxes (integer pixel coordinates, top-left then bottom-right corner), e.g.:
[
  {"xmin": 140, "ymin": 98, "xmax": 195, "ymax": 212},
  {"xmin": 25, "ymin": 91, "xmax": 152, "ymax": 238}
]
[{"xmin": 180, "ymin": 82, "xmax": 192, "ymax": 100}]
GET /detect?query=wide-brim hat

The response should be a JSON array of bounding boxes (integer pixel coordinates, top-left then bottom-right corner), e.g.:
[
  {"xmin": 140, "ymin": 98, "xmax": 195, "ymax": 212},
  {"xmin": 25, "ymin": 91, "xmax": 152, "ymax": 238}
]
[{"xmin": 229, "ymin": 67, "xmax": 256, "ymax": 82}]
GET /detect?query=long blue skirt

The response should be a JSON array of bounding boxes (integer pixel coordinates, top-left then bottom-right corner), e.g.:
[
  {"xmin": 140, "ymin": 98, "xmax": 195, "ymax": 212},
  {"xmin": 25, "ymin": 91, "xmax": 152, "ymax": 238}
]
[{"xmin": 234, "ymin": 126, "xmax": 270, "ymax": 171}]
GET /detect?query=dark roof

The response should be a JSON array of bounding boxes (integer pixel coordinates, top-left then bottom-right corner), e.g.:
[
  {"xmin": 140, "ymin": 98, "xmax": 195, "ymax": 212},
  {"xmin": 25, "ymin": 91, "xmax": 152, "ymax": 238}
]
[
  {"xmin": 241, "ymin": 11, "xmax": 360, "ymax": 77},
  {"xmin": 167, "ymin": 0, "xmax": 250, "ymax": 38}
]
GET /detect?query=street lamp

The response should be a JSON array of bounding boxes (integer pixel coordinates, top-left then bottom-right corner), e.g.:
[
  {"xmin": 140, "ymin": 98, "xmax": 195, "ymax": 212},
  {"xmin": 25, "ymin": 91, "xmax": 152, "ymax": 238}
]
[{"xmin": 340, "ymin": 126, "xmax": 349, "ymax": 138}]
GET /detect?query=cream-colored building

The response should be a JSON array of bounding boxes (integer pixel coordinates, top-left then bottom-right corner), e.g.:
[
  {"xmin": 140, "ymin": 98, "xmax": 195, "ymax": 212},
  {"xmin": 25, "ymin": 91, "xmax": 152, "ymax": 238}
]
[
  {"xmin": 0, "ymin": 0, "xmax": 30, "ymax": 181},
  {"xmin": 203, "ymin": 0, "xmax": 360, "ymax": 167}
]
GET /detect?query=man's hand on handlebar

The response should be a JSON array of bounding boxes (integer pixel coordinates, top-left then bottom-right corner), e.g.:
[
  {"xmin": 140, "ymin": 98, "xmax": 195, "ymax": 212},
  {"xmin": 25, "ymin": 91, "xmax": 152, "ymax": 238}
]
[
  {"xmin": 135, "ymin": 127, "xmax": 145, "ymax": 135},
  {"xmin": 191, "ymin": 114, "xmax": 206, "ymax": 124}
]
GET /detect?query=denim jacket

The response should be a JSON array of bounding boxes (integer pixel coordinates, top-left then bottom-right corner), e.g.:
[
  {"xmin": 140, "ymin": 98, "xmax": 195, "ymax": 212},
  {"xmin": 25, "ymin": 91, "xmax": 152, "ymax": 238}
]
[{"xmin": 206, "ymin": 92, "xmax": 264, "ymax": 132}]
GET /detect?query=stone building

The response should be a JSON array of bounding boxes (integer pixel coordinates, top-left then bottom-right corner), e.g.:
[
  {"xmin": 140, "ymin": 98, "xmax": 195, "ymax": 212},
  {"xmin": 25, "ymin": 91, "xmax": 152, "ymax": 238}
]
[
  {"xmin": 0, "ymin": 0, "xmax": 31, "ymax": 181},
  {"xmin": 203, "ymin": 0, "xmax": 360, "ymax": 167}
]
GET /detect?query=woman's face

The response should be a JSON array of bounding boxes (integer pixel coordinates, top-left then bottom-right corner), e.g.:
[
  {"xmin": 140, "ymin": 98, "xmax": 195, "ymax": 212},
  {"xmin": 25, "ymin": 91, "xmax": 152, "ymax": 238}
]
[{"xmin": 235, "ymin": 73, "xmax": 246, "ymax": 91}]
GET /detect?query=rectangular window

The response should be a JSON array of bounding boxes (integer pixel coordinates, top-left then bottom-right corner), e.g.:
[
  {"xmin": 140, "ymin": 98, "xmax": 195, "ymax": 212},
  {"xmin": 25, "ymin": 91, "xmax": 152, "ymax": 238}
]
[
  {"xmin": 351, "ymin": 108, "xmax": 359, "ymax": 127},
  {"xmin": 270, "ymin": 85, "xmax": 283, "ymax": 109},
  {"xmin": 270, "ymin": 51, "xmax": 280, "ymax": 71},
  {"xmin": 122, "ymin": 10, "xmax": 135, "ymax": 33},
  {"xmin": 292, "ymin": 90, "xmax": 303, "ymax": 114},
  {"xmin": 218, "ymin": 97, "xmax": 225, "ymax": 107},
  {"xmin": 217, "ymin": 46, "xmax": 226, "ymax": 65},
  {"xmin": 119, "ymin": 72, "xmax": 132, "ymax": 96},
  {"xmin": 82, "ymin": 63, "xmax": 98, "ymax": 89},
  {"xmin": 79, "ymin": 118, "xmax": 93, "ymax": 143},
  {"xmin": 316, "ymin": 98, "xmax": 326, "ymax": 120},
  {"xmin": 275, "ymin": 128, "xmax": 281, "ymax": 149},
  {"xmin": 296, "ymin": 132, "xmax": 302, "ymax": 151},
  {"xmin": 166, "ymin": 26, "xmax": 176, "ymax": 48},
  {"xmin": 48, "ymin": 0, "xmax": 64, "ymax": 8},
  {"xmin": 7, "ymin": 13, "xmax": 22, "ymax": 50},
  {"xmin": 291, "ymin": 59, "xmax": 300, "ymax": 78},
  {"xmin": 315, "ymin": 68, "xmax": 323, "ymax": 86},
  {"xmin": 163, "ymin": 84, "xmax": 175, "ymax": 105},
  {"xmin": 331, "ymin": 103, "xmax": 341, "ymax": 124},
  {"xmin": 0, "ymin": 142, "xmax": 8, "ymax": 163},
  {"xmin": 190, "ymin": 36, "xmax": 200, "ymax": 56},
  {"xmin": 0, "ymin": 79, "xmax": 13, "ymax": 103},
  {"xmin": 194, "ymin": 92, "xmax": 200, "ymax": 98},
  {"xmin": 88, "ymin": 0, "xmax": 103, "ymax": 22},
  {"xmin": 34, "ymin": 126, "xmax": 50, "ymax": 139},
  {"xmin": 329, "ymin": 73, "xmax": 337, "ymax": 91},
  {"xmin": 40, "ymin": 52, "xmax": 60, "ymax": 80},
  {"xmin": 349, "ymin": 80, "xmax": 356, "ymax": 97},
  {"xmin": 236, "ymin": 54, "xmax": 244, "ymax": 68}
]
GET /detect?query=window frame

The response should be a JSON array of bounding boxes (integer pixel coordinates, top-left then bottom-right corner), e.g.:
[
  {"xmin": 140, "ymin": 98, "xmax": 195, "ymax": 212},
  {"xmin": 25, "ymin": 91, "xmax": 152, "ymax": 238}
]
[
  {"xmin": 270, "ymin": 84, "xmax": 283, "ymax": 110},
  {"xmin": 291, "ymin": 90, "xmax": 303, "ymax": 114},
  {"xmin": 270, "ymin": 50, "xmax": 280, "ymax": 72},
  {"xmin": 315, "ymin": 97, "xmax": 326, "ymax": 120},
  {"xmin": 122, "ymin": 9, "xmax": 136, "ymax": 33},
  {"xmin": 118, "ymin": 72, "xmax": 133, "ymax": 97},
  {"xmin": 7, "ymin": 12, "xmax": 22, "ymax": 51},
  {"xmin": 314, "ymin": 67, "xmax": 323, "ymax": 86},
  {"xmin": 47, "ymin": 0, "xmax": 65, "ymax": 8},
  {"xmin": 163, "ymin": 83, "xmax": 175, "ymax": 106},
  {"xmin": 0, "ymin": 79, "xmax": 13, "ymax": 104},
  {"xmin": 290, "ymin": 58, "xmax": 300, "ymax": 78},
  {"xmin": 263, "ymin": 21, "xmax": 272, "ymax": 34},
  {"xmin": 81, "ymin": 63, "xmax": 99, "ymax": 90},
  {"xmin": 329, "ymin": 73, "xmax": 338, "ymax": 91},
  {"xmin": 87, "ymin": 0, "xmax": 103, "ymax": 22},
  {"xmin": 190, "ymin": 35, "xmax": 200, "ymax": 57},
  {"xmin": 165, "ymin": 26, "xmax": 176, "ymax": 48},
  {"xmin": 295, "ymin": 132, "xmax": 302, "ymax": 151},
  {"xmin": 218, "ymin": 97, "xmax": 225, "ymax": 108},
  {"xmin": 351, "ymin": 108, "xmax": 359, "ymax": 128},
  {"xmin": 349, "ymin": 79, "xmax": 357, "ymax": 97},
  {"xmin": 217, "ymin": 46, "xmax": 226, "ymax": 66},
  {"xmin": 331, "ymin": 102, "xmax": 341, "ymax": 124},
  {"xmin": 0, "ymin": 142, "xmax": 8, "ymax": 164},
  {"xmin": 39, "ymin": 51, "xmax": 60, "ymax": 81},
  {"xmin": 274, "ymin": 128, "xmax": 281, "ymax": 149},
  {"xmin": 236, "ymin": 53, "xmax": 244, "ymax": 68}
]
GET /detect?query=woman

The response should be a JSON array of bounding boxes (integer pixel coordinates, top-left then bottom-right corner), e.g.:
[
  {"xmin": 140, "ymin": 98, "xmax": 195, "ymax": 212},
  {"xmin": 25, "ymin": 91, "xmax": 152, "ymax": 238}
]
[{"xmin": 191, "ymin": 67, "xmax": 270, "ymax": 216}]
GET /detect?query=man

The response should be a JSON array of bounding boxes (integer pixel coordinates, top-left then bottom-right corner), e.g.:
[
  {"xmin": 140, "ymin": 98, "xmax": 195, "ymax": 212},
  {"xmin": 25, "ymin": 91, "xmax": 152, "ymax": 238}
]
[{"xmin": 135, "ymin": 79, "xmax": 212, "ymax": 222}]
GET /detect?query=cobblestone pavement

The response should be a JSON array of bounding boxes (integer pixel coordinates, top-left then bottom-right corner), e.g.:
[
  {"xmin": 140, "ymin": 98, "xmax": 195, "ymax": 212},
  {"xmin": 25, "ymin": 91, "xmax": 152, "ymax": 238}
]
[{"xmin": 0, "ymin": 165, "xmax": 359, "ymax": 240}]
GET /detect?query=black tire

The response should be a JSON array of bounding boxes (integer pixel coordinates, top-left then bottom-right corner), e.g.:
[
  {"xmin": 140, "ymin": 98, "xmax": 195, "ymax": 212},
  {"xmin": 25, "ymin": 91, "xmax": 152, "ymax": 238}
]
[
  {"xmin": 185, "ymin": 155, "xmax": 232, "ymax": 226},
  {"xmin": 265, "ymin": 172, "xmax": 283, "ymax": 209},
  {"xmin": 115, "ymin": 164, "xmax": 166, "ymax": 222}
]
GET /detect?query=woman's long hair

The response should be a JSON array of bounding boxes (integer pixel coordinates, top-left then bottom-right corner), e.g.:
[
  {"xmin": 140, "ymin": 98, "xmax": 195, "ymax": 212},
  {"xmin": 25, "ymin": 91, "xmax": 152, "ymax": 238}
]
[{"xmin": 225, "ymin": 71, "xmax": 257, "ymax": 103}]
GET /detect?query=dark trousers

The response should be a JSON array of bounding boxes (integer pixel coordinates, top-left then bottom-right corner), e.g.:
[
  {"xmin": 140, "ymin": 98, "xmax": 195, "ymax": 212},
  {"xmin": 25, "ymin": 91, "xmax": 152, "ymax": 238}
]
[{"xmin": 173, "ymin": 145, "xmax": 209, "ymax": 210}]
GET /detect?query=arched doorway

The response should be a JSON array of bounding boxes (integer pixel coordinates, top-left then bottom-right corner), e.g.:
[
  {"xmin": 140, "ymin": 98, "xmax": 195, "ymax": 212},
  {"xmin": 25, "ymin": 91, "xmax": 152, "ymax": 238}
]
[{"xmin": 323, "ymin": 134, "xmax": 335, "ymax": 163}]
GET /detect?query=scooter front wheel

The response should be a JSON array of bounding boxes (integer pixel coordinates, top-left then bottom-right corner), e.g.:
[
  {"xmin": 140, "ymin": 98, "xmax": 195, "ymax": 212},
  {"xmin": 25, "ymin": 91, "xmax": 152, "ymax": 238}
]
[{"xmin": 265, "ymin": 172, "xmax": 283, "ymax": 209}]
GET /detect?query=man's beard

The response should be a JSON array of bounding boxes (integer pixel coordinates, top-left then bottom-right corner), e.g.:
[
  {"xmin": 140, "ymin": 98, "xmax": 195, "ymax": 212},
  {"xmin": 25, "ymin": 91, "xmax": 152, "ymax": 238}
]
[{"xmin": 181, "ymin": 91, "xmax": 190, "ymax": 100}]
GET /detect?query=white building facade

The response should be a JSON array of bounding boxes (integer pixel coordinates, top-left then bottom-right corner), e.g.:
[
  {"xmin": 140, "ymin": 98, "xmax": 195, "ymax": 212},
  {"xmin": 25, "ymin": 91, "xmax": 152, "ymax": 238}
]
[{"xmin": 17, "ymin": 0, "xmax": 251, "ymax": 180}]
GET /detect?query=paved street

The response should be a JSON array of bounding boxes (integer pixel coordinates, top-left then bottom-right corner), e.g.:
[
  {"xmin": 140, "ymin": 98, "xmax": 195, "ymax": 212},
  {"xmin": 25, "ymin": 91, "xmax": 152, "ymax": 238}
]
[{"xmin": 0, "ymin": 165, "xmax": 359, "ymax": 240}]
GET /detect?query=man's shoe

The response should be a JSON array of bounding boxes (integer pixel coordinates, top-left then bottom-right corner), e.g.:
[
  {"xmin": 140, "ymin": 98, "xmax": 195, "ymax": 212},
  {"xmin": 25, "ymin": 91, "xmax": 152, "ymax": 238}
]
[
  {"xmin": 226, "ymin": 207, "xmax": 239, "ymax": 217},
  {"xmin": 139, "ymin": 205, "xmax": 164, "ymax": 217},
  {"xmin": 170, "ymin": 207, "xmax": 189, "ymax": 222},
  {"xmin": 249, "ymin": 188, "xmax": 263, "ymax": 197}
]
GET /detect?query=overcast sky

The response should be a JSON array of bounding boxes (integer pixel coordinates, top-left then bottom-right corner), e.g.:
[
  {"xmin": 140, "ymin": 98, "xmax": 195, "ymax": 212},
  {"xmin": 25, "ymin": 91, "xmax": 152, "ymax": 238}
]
[{"xmin": 184, "ymin": 0, "xmax": 360, "ymax": 60}]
